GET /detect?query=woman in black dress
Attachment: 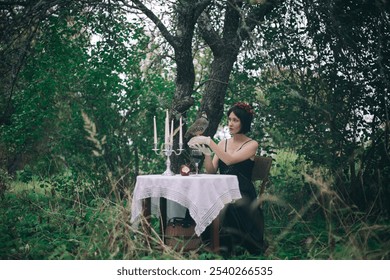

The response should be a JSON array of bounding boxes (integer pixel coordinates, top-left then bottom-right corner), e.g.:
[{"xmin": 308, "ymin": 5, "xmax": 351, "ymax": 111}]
[{"xmin": 188, "ymin": 102, "xmax": 265, "ymax": 254}]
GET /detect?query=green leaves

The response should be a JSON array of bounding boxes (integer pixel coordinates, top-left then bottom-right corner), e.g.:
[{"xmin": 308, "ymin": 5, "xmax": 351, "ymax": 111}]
[{"xmin": 0, "ymin": 3, "xmax": 174, "ymax": 188}]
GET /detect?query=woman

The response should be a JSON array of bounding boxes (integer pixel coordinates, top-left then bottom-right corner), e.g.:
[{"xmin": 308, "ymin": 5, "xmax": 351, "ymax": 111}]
[{"xmin": 188, "ymin": 102, "xmax": 265, "ymax": 254}]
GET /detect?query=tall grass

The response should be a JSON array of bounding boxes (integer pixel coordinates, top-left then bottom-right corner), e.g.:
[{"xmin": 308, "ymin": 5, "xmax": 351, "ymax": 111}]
[
  {"xmin": 1, "ymin": 159, "xmax": 388, "ymax": 260},
  {"xmin": 0, "ymin": 176, "xmax": 203, "ymax": 260},
  {"xmin": 262, "ymin": 150, "xmax": 390, "ymax": 260}
]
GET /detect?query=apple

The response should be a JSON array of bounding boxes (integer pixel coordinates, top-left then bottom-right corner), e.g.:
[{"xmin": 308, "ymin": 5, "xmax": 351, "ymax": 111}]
[{"xmin": 180, "ymin": 164, "xmax": 191, "ymax": 176}]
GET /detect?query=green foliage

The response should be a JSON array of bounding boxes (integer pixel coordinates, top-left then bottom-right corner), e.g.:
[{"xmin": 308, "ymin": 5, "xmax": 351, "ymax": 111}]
[
  {"xmin": 0, "ymin": 4, "xmax": 176, "ymax": 192},
  {"xmin": 234, "ymin": 0, "xmax": 390, "ymax": 216},
  {"xmin": 0, "ymin": 176, "xmax": 188, "ymax": 260},
  {"xmin": 261, "ymin": 149, "xmax": 390, "ymax": 260},
  {"xmin": 268, "ymin": 149, "xmax": 309, "ymax": 207},
  {"xmin": 1, "ymin": 157, "xmax": 389, "ymax": 260}
]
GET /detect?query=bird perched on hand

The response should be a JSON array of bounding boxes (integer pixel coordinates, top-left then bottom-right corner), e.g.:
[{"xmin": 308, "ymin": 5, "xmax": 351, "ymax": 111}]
[{"xmin": 184, "ymin": 111, "xmax": 209, "ymax": 138}]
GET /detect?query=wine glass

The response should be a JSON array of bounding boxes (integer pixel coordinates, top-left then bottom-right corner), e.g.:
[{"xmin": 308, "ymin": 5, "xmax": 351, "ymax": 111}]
[{"xmin": 191, "ymin": 149, "xmax": 203, "ymax": 175}]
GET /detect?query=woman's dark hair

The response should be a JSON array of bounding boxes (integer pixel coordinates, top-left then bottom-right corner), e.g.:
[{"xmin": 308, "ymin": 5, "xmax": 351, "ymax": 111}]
[{"xmin": 227, "ymin": 102, "xmax": 254, "ymax": 134}]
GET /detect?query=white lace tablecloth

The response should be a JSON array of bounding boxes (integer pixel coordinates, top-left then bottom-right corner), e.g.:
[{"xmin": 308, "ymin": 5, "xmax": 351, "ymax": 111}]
[{"xmin": 130, "ymin": 174, "xmax": 241, "ymax": 236}]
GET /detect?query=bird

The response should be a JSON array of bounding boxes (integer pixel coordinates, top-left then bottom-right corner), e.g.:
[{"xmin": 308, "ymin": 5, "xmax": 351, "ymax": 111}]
[{"xmin": 184, "ymin": 111, "xmax": 209, "ymax": 139}]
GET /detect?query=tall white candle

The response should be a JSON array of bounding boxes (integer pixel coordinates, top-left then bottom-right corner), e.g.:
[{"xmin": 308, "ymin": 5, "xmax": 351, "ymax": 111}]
[
  {"xmin": 170, "ymin": 119, "xmax": 174, "ymax": 144},
  {"xmin": 179, "ymin": 116, "xmax": 183, "ymax": 145},
  {"xmin": 153, "ymin": 116, "xmax": 157, "ymax": 145},
  {"xmin": 164, "ymin": 110, "xmax": 169, "ymax": 145}
]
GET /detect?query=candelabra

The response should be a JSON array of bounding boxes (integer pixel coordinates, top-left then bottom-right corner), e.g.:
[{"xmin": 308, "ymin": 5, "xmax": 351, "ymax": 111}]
[{"xmin": 153, "ymin": 143, "xmax": 184, "ymax": 175}]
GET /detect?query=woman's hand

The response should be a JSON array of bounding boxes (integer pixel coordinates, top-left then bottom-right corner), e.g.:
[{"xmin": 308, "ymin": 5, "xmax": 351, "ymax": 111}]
[
  {"xmin": 191, "ymin": 144, "xmax": 212, "ymax": 156},
  {"xmin": 188, "ymin": 136, "xmax": 211, "ymax": 146}
]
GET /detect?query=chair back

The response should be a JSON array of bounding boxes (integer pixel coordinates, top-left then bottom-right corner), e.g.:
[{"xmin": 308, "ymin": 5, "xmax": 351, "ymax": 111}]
[
  {"xmin": 251, "ymin": 156, "xmax": 272, "ymax": 197},
  {"xmin": 252, "ymin": 156, "xmax": 272, "ymax": 182}
]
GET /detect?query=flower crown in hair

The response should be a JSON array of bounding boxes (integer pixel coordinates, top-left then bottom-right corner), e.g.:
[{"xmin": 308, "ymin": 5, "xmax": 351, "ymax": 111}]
[{"xmin": 234, "ymin": 102, "xmax": 254, "ymax": 116}]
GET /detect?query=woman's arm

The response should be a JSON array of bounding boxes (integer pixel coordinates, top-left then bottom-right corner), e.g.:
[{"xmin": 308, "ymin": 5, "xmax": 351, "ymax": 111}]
[
  {"xmin": 188, "ymin": 136, "xmax": 259, "ymax": 167},
  {"xmin": 203, "ymin": 154, "xmax": 218, "ymax": 174},
  {"xmin": 203, "ymin": 141, "xmax": 225, "ymax": 173},
  {"xmin": 208, "ymin": 139, "xmax": 258, "ymax": 166}
]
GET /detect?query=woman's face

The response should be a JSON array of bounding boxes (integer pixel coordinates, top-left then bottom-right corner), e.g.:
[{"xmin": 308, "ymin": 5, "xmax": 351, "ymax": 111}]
[{"xmin": 228, "ymin": 112, "xmax": 242, "ymax": 135}]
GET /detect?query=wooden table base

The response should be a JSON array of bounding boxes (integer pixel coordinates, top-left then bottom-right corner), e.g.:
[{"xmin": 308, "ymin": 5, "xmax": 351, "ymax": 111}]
[{"xmin": 142, "ymin": 197, "xmax": 220, "ymax": 253}]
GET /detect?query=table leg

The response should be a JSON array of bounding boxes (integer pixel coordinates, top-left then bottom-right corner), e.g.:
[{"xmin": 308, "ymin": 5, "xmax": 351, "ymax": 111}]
[
  {"xmin": 159, "ymin": 197, "xmax": 167, "ymax": 241},
  {"xmin": 210, "ymin": 216, "xmax": 220, "ymax": 253},
  {"xmin": 141, "ymin": 197, "xmax": 168, "ymax": 249},
  {"xmin": 141, "ymin": 197, "xmax": 151, "ymax": 235}
]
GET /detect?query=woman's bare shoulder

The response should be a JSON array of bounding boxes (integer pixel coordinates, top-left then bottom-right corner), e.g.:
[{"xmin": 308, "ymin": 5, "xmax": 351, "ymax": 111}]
[
  {"xmin": 244, "ymin": 138, "xmax": 259, "ymax": 149},
  {"xmin": 245, "ymin": 137, "xmax": 258, "ymax": 144}
]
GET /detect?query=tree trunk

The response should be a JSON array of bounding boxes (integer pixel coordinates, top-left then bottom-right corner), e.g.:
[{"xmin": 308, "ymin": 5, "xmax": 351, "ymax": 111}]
[
  {"xmin": 201, "ymin": 55, "xmax": 238, "ymax": 136},
  {"xmin": 199, "ymin": 0, "xmax": 281, "ymax": 137}
]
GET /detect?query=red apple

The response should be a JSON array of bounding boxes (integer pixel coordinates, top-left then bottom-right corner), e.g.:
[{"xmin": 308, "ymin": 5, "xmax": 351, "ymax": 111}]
[{"xmin": 180, "ymin": 164, "xmax": 190, "ymax": 176}]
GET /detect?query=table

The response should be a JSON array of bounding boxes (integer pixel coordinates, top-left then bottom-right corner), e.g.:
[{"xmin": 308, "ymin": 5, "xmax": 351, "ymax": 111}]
[{"xmin": 130, "ymin": 174, "xmax": 241, "ymax": 251}]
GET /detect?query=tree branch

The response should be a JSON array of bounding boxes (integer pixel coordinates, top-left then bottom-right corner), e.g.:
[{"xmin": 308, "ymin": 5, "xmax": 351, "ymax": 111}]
[
  {"xmin": 197, "ymin": 11, "xmax": 225, "ymax": 55},
  {"xmin": 125, "ymin": 0, "xmax": 179, "ymax": 48}
]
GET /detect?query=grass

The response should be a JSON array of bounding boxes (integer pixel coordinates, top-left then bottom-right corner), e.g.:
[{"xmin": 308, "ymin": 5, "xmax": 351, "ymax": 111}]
[
  {"xmin": 0, "ymin": 172, "xmax": 389, "ymax": 260},
  {"xmin": 0, "ymin": 178, "xmax": 208, "ymax": 260}
]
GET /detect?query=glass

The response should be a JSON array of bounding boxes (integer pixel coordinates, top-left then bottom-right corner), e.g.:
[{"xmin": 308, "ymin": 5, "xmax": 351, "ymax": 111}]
[{"xmin": 191, "ymin": 149, "xmax": 203, "ymax": 175}]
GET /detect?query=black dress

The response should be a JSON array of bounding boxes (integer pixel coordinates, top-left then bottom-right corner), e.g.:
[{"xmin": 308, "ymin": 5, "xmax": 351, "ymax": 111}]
[{"xmin": 203, "ymin": 139, "xmax": 265, "ymax": 254}]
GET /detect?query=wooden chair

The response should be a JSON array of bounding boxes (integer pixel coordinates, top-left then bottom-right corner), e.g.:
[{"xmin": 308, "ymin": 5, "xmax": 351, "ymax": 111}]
[{"xmin": 251, "ymin": 156, "xmax": 272, "ymax": 198}]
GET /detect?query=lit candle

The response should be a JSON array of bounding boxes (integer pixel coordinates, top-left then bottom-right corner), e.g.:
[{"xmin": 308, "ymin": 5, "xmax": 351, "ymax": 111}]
[
  {"xmin": 153, "ymin": 116, "xmax": 157, "ymax": 145},
  {"xmin": 179, "ymin": 116, "xmax": 183, "ymax": 145},
  {"xmin": 170, "ymin": 119, "xmax": 174, "ymax": 144},
  {"xmin": 164, "ymin": 110, "xmax": 169, "ymax": 145}
]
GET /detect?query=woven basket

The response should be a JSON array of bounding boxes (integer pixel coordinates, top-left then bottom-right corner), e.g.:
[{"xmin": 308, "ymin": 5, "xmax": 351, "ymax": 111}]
[{"xmin": 165, "ymin": 217, "xmax": 201, "ymax": 251}]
